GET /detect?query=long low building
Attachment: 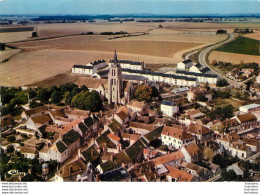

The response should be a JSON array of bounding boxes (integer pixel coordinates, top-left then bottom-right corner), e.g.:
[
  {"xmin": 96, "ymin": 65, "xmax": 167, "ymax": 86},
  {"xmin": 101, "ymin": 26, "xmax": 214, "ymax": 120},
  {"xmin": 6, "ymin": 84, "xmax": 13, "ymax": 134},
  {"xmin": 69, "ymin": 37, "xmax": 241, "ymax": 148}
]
[
  {"xmin": 175, "ymin": 70, "xmax": 218, "ymax": 84},
  {"xmin": 72, "ymin": 59, "xmax": 107, "ymax": 75},
  {"xmin": 109, "ymin": 59, "xmax": 145, "ymax": 70},
  {"xmin": 122, "ymin": 69, "xmax": 198, "ymax": 87}
]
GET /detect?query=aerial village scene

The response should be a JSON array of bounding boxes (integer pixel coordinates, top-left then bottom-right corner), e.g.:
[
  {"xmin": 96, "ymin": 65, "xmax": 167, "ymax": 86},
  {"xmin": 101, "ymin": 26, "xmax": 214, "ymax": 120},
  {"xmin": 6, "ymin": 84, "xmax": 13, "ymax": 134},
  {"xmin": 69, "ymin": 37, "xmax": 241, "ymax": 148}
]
[{"xmin": 0, "ymin": 1, "xmax": 260, "ymax": 183}]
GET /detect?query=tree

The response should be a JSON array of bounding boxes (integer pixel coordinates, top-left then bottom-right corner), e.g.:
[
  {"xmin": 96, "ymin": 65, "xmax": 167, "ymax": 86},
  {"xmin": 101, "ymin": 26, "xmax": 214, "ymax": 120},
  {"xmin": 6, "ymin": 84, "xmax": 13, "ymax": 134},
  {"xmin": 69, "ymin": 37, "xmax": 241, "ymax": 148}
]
[
  {"xmin": 7, "ymin": 136, "xmax": 16, "ymax": 143},
  {"xmin": 64, "ymin": 91, "xmax": 72, "ymax": 105},
  {"xmin": 134, "ymin": 85, "xmax": 152, "ymax": 102},
  {"xmin": 151, "ymin": 86, "xmax": 159, "ymax": 98},
  {"xmin": 221, "ymin": 169, "xmax": 238, "ymax": 181},
  {"xmin": 85, "ymin": 93, "xmax": 101, "ymax": 111},
  {"xmin": 196, "ymin": 92, "xmax": 208, "ymax": 102},
  {"xmin": 37, "ymin": 89, "xmax": 50, "ymax": 103},
  {"xmin": 29, "ymin": 100, "xmax": 43, "ymax": 109},
  {"xmin": 32, "ymin": 32, "xmax": 38, "ymax": 37},
  {"xmin": 217, "ymin": 79, "xmax": 229, "ymax": 87},
  {"xmin": 80, "ymin": 85, "xmax": 89, "ymax": 92},
  {"xmin": 211, "ymin": 59, "xmax": 217, "ymax": 66},
  {"xmin": 0, "ymin": 43, "xmax": 5, "ymax": 51},
  {"xmin": 203, "ymin": 147, "xmax": 214, "ymax": 161},
  {"xmin": 71, "ymin": 91, "xmax": 101, "ymax": 111},
  {"xmin": 51, "ymin": 90, "xmax": 62, "ymax": 104},
  {"xmin": 71, "ymin": 87, "xmax": 80, "ymax": 97}
]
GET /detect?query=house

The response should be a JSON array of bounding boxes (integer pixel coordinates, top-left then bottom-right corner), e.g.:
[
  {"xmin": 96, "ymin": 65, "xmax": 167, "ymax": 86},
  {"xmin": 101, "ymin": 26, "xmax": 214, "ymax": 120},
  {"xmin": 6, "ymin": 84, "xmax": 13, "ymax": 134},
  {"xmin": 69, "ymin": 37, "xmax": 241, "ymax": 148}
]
[
  {"xmin": 187, "ymin": 123, "xmax": 214, "ymax": 143},
  {"xmin": 177, "ymin": 59, "xmax": 193, "ymax": 71},
  {"xmin": 234, "ymin": 113, "xmax": 257, "ymax": 131},
  {"xmin": 216, "ymin": 132, "xmax": 240, "ymax": 150},
  {"xmin": 210, "ymin": 119, "xmax": 239, "ymax": 134},
  {"xmin": 136, "ymin": 115, "xmax": 154, "ymax": 124},
  {"xmin": 180, "ymin": 143, "xmax": 202, "ymax": 163},
  {"xmin": 97, "ymin": 167, "xmax": 131, "ymax": 182},
  {"xmin": 1, "ymin": 114, "xmax": 15, "ymax": 131},
  {"xmin": 227, "ymin": 163, "xmax": 244, "ymax": 177},
  {"xmin": 26, "ymin": 113, "xmax": 53, "ymax": 130},
  {"xmin": 172, "ymin": 87, "xmax": 190, "ymax": 95},
  {"xmin": 165, "ymin": 165, "xmax": 195, "ymax": 182},
  {"xmin": 121, "ymin": 133, "xmax": 141, "ymax": 146},
  {"xmin": 129, "ymin": 161, "xmax": 160, "ymax": 182},
  {"xmin": 143, "ymin": 148, "xmax": 160, "ymax": 160},
  {"xmin": 153, "ymin": 118, "xmax": 170, "ymax": 127},
  {"xmin": 129, "ymin": 122, "xmax": 155, "ymax": 135},
  {"xmin": 81, "ymin": 145, "xmax": 100, "ymax": 166},
  {"xmin": 114, "ymin": 111, "xmax": 129, "ymax": 125},
  {"xmin": 209, "ymin": 164, "xmax": 221, "ymax": 176},
  {"xmin": 181, "ymin": 162, "xmax": 211, "ymax": 181},
  {"xmin": 107, "ymin": 133, "xmax": 121, "ymax": 146},
  {"xmin": 151, "ymin": 150, "xmax": 184, "ymax": 167},
  {"xmin": 161, "ymin": 126, "xmax": 195, "ymax": 149},
  {"xmin": 43, "ymin": 129, "xmax": 81, "ymax": 163},
  {"xmin": 160, "ymin": 101, "xmax": 179, "ymax": 117},
  {"xmin": 126, "ymin": 100, "xmax": 148, "ymax": 114},
  {"xmin": 72, "ymin": 59, "xmax": 107, "ymax": 75},
  {"xmin": 241, "ymin": 138, "xmax": 260, "ymax": 153},
  {"xmin": 256, "ymin": 75, "xmax": 260, "ymax": 84},
  {"xmin": 187, "ymin": 87, "xmax": 212, "ymax": 102},
  {"xmin": 241, "ymin": 68, "xmax": 254, "ymax": 78},
  {"xmin": 21, "ymin": 106, "xmax": 48, "ymax": 120},
  {"xmin": 18, "ymin": 146, "xmax": 36, "ymax": 159},
  {"xmin": 106, "ymin": 118, "xmax": 123, "ymax": 136},
  {"xmin": 64, "ymin": 109, "xmax": 90, "ymax": 119},
  {"xmin": 55, "ymin": 156, "xmax": 88, "ymax": 182},
  {"xmin": 48, "ymin": 109, "xmax": 68, "ymax": 125},
  {"xmin": 189, "ymin": 63, "xmax": 203, "ymax": 73},
  {"xmin": 239, "ymin": 104, "xmax": 260, "ymax": 113},
  {"xmin": 229, "ymin": 142, "xmax": 251, "ymax": 160},
  {"xmin": 125, "ymin": 138, "xmax": 148, "ymax": 163}
]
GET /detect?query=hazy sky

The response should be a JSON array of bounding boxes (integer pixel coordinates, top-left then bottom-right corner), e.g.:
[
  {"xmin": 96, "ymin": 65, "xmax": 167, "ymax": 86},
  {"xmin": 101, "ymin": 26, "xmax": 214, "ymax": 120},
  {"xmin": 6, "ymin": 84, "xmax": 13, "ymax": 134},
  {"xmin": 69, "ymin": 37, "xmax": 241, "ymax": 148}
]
[{"xmin": 0, "ymin": 0, "xmax": 260, "ymax": 15}]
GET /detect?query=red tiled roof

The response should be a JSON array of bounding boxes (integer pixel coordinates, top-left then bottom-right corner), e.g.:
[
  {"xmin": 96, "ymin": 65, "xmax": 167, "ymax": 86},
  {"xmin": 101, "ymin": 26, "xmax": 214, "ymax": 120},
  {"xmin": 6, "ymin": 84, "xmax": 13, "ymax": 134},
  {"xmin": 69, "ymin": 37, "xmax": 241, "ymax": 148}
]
[
  {"xmin": 151, "ymin": 150, "xmax": 184, "ymax": 166},
  {"xmin": 130, "ymin": 122, "xmax": 154, "ymax": 131},
  {"xmin": 237, "ymin": 113, "xmax": 257, "ymax": 123},
  {"xmin": 107, "ymin": 133, "xmax": 121, "ymax": 142},
  {"xmin": 162, "ymin": 126, "xmax": 193, "ymax": 141},
  {"xmin": 165, "ymin": 165, "xmax": 194, "ymax": 182}
]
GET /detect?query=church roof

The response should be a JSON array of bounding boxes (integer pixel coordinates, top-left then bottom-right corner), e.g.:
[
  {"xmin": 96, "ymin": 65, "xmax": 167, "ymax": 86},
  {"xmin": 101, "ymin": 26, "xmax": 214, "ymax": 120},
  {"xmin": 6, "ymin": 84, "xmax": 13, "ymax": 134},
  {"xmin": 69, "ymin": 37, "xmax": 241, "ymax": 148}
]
[
  {"xmin": 76, "ymin": 77, "xmax": 108, "ymax": 90},
  {"xmin": 122, "ymin": 74, "xmax": 147, "ymax": 81}
]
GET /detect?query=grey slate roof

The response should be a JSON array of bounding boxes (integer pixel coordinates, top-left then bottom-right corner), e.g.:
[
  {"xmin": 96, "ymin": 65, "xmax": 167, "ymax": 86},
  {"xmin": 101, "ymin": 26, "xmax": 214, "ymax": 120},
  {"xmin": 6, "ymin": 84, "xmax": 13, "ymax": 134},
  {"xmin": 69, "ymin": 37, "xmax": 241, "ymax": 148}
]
[
  {"xmin": 110, "ymin": 59, "xmax": 143, "ymax": 66},
  {"xmin": 73, "ymin": 65, "xmax": 93, "ymax": 69},
  {"xmin": 162, "ymin": 100, "xmax": 174, "ymax": 106},
  {"xmin": 176, "ymin": 70, "xmax": 218, "ymax": 78},
  {"xmin": 122, "ymin": 69, "xmax": 197, "ymax": 81}
]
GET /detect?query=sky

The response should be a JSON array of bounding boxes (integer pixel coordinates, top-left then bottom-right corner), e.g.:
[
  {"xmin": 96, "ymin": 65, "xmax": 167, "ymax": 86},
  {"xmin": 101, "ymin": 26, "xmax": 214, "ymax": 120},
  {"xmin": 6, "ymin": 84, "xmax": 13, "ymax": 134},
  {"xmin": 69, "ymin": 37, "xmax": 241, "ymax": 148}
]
[{"xmin": 0, "ymin": 0, "xmax": 260, "ymax": 15}]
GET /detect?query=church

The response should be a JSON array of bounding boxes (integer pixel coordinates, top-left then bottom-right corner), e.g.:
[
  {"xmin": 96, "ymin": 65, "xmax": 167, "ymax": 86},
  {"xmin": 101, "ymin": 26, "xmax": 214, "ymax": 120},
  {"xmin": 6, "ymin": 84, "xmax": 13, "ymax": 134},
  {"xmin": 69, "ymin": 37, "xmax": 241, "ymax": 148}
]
[{"xmin": 76, "ymin": 50, "xmax": 138, "ymax": 105}]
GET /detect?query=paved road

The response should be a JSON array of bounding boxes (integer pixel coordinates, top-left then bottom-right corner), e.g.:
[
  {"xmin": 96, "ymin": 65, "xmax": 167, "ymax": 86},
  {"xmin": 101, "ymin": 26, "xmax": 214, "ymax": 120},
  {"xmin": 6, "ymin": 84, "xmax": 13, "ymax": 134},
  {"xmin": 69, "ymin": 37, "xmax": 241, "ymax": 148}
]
[{"xmin": 197, "ymin": 33, "xmax": 243, "ymax": 87}]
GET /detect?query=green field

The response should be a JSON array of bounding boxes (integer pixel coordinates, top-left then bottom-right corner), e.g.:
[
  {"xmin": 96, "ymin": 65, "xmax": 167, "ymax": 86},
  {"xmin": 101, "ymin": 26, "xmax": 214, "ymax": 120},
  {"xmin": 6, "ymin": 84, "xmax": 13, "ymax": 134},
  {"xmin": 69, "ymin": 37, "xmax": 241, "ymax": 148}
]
[{"xmin": 216, "ymin": 36, "xmax": 260, "ymax": 56}]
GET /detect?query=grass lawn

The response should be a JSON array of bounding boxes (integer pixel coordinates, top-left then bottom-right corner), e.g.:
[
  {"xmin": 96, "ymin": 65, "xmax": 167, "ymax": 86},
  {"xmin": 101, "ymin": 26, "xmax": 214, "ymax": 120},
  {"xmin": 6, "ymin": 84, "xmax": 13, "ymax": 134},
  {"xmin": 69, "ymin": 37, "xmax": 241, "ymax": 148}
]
[
  {"xmin": 216, "ymin": 36, "xmax": 260, "ymax": 56},
  {"xmin": 214, "ymin": 98, "xmax": 243, "ymax": 110}
]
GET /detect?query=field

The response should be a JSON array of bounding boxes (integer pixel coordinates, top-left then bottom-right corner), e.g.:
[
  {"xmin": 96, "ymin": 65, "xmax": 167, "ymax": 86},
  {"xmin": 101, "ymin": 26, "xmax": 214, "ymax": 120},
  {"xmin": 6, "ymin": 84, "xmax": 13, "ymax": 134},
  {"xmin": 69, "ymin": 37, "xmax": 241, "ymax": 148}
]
[
  {"xmin": 209, "ymin": 50, "xmax": 260, "ymax": 64},
  {"xmin": 1, "ymin": 21, "xmax": 260, "ymax": 87},
  {"xmin": 215, "ymin": 97, "xmax": 243, "ymax": 110},
  {"xmin": 216, "ymin": 36, "xmax": 260, "ymax": 56}
]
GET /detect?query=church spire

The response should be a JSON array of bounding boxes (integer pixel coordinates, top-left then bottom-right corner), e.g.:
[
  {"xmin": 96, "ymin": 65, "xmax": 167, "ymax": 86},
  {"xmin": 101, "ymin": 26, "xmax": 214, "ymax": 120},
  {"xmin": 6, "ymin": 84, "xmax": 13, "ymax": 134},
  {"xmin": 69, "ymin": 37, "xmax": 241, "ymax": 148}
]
[{"xmin": 114, "ymin": 49, "xmax": 118, "ymax": 66}]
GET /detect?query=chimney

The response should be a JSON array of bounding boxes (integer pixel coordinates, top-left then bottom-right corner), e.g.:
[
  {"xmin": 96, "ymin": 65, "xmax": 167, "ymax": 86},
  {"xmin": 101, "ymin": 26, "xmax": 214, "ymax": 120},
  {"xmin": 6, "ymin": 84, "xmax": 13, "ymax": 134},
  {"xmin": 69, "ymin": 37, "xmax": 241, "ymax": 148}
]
[
  {"xmin": 69, "ymin": 166, "xmax": 73, "ymax": 175},
  {"xmin": 110, "ymin": 155, "xmax": 114, "ymax": 162},
  {"xmin": 78, "ymin": 148, "xmax": 82, "ymax": 159},
  {"xmin": 96, "ymin": 174, "xmax": 100, "ymax": 182}
]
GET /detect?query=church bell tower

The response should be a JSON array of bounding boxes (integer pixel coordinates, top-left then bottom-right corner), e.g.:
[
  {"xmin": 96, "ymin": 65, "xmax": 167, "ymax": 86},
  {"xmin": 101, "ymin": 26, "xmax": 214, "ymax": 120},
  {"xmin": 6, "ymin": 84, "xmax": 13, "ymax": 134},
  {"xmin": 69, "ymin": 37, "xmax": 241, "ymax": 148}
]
[{"xmin": 108, "ymin": 50, "xmax": 123, "ymax": 105}]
